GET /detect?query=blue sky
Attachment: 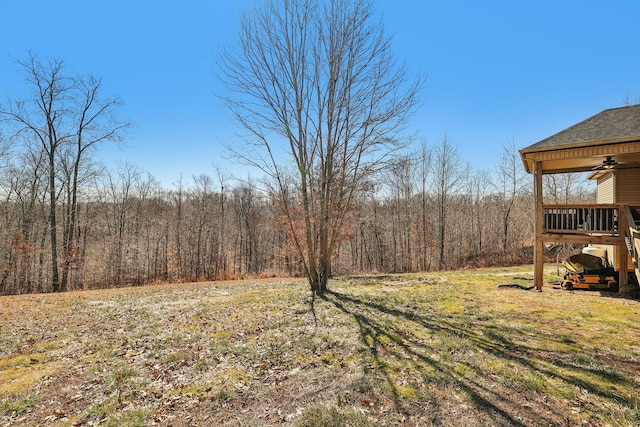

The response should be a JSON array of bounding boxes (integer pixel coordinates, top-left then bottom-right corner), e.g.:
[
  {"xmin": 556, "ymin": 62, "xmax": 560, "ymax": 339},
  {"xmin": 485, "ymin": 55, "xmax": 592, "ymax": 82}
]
[{"xmin": 1, "ymin": 0, "xmax": 639, "ymax": 188}]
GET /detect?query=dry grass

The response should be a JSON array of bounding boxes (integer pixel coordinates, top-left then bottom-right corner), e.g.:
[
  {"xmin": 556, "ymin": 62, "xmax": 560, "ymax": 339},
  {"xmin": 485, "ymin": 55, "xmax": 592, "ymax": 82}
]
[{"xmin": 1, "ymin": 265, "xmax": 639, "ymax": 426}]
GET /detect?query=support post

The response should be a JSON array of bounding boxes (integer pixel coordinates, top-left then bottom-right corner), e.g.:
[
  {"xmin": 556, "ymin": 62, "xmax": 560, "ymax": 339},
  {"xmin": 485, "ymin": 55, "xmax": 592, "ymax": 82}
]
[
  {"xmin": 618, "ymin": 207, "xmax": 628, "ymax": 294},
  {"xmin": 533, "ymin": 161, "xmax": 544, "ymax": 291}
]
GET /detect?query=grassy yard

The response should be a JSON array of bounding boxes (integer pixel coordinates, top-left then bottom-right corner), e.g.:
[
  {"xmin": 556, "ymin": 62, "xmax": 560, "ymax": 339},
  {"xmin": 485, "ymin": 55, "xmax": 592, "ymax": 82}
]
[{"xmin": 1, "ymin": 266, "xmax": 639, "ymax": 426}]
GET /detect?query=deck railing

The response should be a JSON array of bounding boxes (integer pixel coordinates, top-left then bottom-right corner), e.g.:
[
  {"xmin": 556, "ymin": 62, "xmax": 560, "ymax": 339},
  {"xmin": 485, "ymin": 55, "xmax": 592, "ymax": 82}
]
[
  {"xmin": 543, "ymin": 204, "xmax": 619, "ymax": 235},
  {"xmin": 624, "ymin": 206, "xmax": 640, "ymax": 272}
]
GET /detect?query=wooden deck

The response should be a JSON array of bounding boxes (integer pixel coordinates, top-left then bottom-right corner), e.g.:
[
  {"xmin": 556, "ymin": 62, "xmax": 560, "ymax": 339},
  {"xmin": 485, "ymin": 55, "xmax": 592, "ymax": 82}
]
[
  {"xmin": 541, "ymin": 204, "xmax": 623, "ymax": 246},
  {"xmin": 539, "ymin": 204, "xmax": 640, "ymax": 292},
  {"xmin": 624, "ymin": 206, "xmax": 640, "ymax": 282},
  {"xmin": 543, "ymin": 204, "xmax": 619, "ymax": 235}
]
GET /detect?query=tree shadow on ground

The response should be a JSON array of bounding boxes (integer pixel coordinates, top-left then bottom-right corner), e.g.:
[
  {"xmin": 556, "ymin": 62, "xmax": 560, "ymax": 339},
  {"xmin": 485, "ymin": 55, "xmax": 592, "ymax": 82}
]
[{"xmin": 321, "ymin": 289, "xmax": 638, "ymax": 426}]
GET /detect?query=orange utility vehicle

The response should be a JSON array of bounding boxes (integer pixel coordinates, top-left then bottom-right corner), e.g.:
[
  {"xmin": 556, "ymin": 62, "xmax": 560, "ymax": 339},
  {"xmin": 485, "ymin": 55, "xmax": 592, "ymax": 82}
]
[{"xmin": 561, "ymin": 252, "xmax": 619, "ymax": 292}]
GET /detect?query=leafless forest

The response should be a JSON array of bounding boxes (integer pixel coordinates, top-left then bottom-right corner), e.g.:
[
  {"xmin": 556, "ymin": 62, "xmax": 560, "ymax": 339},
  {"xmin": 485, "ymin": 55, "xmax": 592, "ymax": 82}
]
[
  {"xmin": 0, "ymin": 51, "xmax": 596, "ymax": 296},
  {"xmin": 0, "ymin": 137, "xmax": 595, "ymax": 295}
]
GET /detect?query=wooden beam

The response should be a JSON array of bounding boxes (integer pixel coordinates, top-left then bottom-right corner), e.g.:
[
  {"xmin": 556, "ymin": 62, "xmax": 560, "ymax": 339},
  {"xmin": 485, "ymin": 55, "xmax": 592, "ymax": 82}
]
[
  {"xmin": 534, "ymin": 161, "xmax": 544, "ymax": 291},
  {"xmin": 619, "ymin": 210, "xmax": 628, "ymax": 294},
  {"xmin": 540, "ymin": 234, "xmax": 624, "ymax": 246}
]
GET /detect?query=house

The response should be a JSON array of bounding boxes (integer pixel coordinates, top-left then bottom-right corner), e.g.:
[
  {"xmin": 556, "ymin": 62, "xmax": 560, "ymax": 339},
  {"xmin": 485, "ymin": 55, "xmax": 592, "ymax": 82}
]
[{"xmin": 520, "ymin": 104, "xmax": 640, "ymax": 293}]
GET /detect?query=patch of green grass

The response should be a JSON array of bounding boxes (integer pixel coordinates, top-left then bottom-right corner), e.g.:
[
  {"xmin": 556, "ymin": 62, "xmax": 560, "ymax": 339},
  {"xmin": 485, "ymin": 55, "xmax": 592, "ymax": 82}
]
[
  {"xmin": 113, "ymin": 367, "xmax": 137, "ymax": 383},
  {"xmin": 297, "ymin": 405, "xmax": 373, "ymax": 427},
  {"xmin": 580, "ymin": 309, "xmax": 598, "ymax": 319},
  {"xmin": 557, "ymin": 333, "xmax": 578, "ymax": 344},
  {"xmin": 0, "ymin": 354, "xmax": 64, "ymax": 396},
  {"xmin": 436, "ymin": 330, "xmax": 474, "ymax": 357},
  {"xmin": 105, "ymin": 407, "xmax": 153, "ymax": 427},
  {"xmin": 214, "ymin": 389, "xmax": 231, "ymax": 402},
  {"xmin": 420, "ymin": 366, "xmax": 455, "ymax": 387},
  {"xmin": 518, "ymin": 372, "xmax": 547, "ymax": 393},
  {"xmin": 569, "ymin": 351, "xmax": 595, "ymax": 366},
  {"xmin": 395, "ymin": 384, "xmax": 420, "ymax": 401},
  {"xmin": 174, "ymin": 383, "xmax": 210, "ymax": 397},
  {"xmin": 592, "ymin": 366, "xmax": 628, "ymax": 384},
  {"xmin": 86, "ymin": 397, "xmax": 118, "ymax": 423},
  {"xmin": 165, "ymin": 350, "xmax": 190, "ymax": 363},
  {"xmin": 625, "ymin": 401, "xmax": 640, "ymax": 425},
  {"xmin": 0, "ymin": 391, "xmax": 40, "ymax": 416},
  {"xmin": 349, "ymin": 376, "xmax": 376, "ymax": 395},
  {"xmin": 193, "ymin": 359, "xmax": 208, "ymax": 371},
  {"xmin": 112, "ymin": 366, "xmax": 138, "ymax": 404}
]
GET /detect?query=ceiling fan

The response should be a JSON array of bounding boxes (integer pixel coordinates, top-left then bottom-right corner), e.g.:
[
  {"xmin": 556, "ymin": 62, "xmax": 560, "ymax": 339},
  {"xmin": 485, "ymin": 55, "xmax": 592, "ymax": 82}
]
[{"xmin": 592, "ymin": 156, "xmax": 617, "ymax": 171}]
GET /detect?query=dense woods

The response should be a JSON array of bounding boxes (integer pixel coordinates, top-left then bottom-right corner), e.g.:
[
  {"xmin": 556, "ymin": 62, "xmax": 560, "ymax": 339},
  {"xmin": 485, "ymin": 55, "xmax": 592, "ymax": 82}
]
[{"xmin": 0, "ymin": 132, "xmax": 595, "ymax": 295}]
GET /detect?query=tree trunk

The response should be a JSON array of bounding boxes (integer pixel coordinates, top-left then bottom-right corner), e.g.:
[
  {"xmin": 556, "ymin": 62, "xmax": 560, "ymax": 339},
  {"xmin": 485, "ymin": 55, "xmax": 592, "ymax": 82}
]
[
  {"xmin": 311, "ymin": 258, "xmax": 330, "ymax": 294},
  {"xmin": 48, "ymin": 155, "xmax": 61, "ymax": 292}
]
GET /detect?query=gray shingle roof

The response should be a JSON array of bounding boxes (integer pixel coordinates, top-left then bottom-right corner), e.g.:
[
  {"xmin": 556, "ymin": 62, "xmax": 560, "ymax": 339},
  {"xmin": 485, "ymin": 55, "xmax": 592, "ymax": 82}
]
[{"xmin": 523, "ymin": 104, "xmax": 640, "ymax": 152}]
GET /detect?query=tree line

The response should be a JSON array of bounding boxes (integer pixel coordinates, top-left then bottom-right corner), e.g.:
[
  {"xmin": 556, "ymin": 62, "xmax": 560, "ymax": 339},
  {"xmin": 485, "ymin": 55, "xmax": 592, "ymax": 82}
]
[{"xmin": 0, "ymin": 119, "xmax": 594, "ymax": 295}]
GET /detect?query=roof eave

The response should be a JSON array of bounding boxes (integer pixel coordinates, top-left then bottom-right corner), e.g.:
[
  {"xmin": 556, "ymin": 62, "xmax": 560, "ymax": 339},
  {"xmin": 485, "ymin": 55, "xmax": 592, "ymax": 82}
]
[
  {"xmin": 519, "ymin": 137, "xmax": 640, "ymax": 174},
  {"xmin": 520, "ymin": 135, "xmax": 640, "ymax": 155}
]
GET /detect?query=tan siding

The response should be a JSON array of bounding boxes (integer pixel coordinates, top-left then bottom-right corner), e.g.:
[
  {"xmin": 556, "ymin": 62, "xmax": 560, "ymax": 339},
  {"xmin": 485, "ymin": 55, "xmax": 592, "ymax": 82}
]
[
  {"xmin": 595, "ymin": 174, "xmax": 616, "ymax": 266},
  {"xmin": 615, "ymin": 169, "xmax": 640, "ymax": 272},
  {"xmin": 596, "ymin": 172, "xmax": 615, "ymax": 204},
  {"xmin": 615, "ymin": 168, "xmax": 640, "ymax": 205}
]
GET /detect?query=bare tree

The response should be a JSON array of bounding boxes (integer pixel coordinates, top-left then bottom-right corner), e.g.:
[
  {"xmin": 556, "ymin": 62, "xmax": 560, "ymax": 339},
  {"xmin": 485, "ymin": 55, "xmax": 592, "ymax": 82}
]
[
  {"xmin": 0, "ymin": 55, "xmax": 71, "ymax": 291},
  {"xmin": 188, "ymin": 174, "xmax": 216, "ymax": 280},
  {"xmin": 99, "ymin": 162, "xmax": 142, "ymax": 286},
  {"xmin": 0, "ymin": 53, "xmax": 128, "ymax": 292},
  {"xmin": 1, "ymin": 149, "xmax": 49, "ymax": 293},
  {"xmin": 623, "ymin": 94, "xmax": 640, "ymax": 106},
  {"xmin": 214, "ymin": 169, "xmax": 228, "ymax": 279},
  {"xmin": 466, "ymin": 167, "xmax": 491, "ymax": 255},
  {"xmin": 433, "ymin": 136, "xmax": 464, "ymax": 270},
  {"xmin": 416, "ymin": 141, "xmax": 433, "ymax": 270},
  {"xmin": 493, "ymin": 139, "xmax": 527, "ymax": 254},
  {"xmin": 233, "ymin": 182, "xmax": 261, "ymax": 274},
  {"xmin": 386, "ymin": 155, "xmax": 415, "ymax": 272},
  {"xmin": 218, "ymin": 0, "xmax": 422, "ymax": 293},
  {"xmin": 172, "ymin": 176, "xmax": 186, "ymax": 281},
  {"xmin": 0, "ymin": 130, "xmax": 11, "ymax": 176},
  {"xmin": 60, "ymin": 75, "xmax": 129, "ymax": 289}
]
